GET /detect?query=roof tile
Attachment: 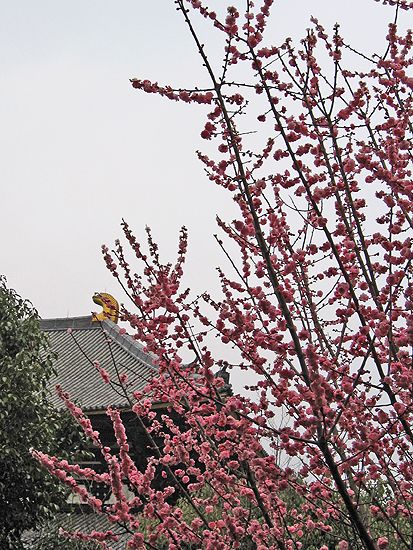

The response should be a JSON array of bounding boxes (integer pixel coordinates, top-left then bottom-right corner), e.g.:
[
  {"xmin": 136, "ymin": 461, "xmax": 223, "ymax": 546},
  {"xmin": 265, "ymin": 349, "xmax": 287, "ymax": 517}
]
[{"xmin": 41, "ymin": 317, "xmax": 157, "ymax": 411}]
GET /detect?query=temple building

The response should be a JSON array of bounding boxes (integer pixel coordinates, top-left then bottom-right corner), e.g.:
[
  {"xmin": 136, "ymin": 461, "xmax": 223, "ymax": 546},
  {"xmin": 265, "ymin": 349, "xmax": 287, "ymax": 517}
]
[
  {"xmin": 34, "ymin": 293, "xmax": 160, "ymax": 549},
  {"xmin": 27, "ymin": 292, "xmax": 231, "ymax": 549}
]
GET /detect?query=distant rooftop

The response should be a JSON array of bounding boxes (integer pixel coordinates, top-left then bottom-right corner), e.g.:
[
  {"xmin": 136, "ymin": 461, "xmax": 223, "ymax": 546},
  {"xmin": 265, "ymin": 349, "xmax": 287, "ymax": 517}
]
[
  {"xmin": 41, "ymin": 315, "xmax": 157, "ymax": 412},
  {"xmin": 23, "ymin": 510, "xmax": 129, "ymax": 550}
]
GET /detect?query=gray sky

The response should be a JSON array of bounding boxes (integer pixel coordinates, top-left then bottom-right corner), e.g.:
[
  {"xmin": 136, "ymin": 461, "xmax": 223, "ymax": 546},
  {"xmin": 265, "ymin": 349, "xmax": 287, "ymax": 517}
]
[{"xmin": 1, "ymin": 0, "xmax": 405, "ymax": 319}]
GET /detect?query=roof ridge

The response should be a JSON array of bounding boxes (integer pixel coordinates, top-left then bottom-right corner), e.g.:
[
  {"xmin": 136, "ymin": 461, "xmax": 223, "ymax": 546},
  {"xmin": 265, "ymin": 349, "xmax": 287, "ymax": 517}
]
[{"xmin": 40, "ymin": 316, "xmax": 98, "ymax": 331}]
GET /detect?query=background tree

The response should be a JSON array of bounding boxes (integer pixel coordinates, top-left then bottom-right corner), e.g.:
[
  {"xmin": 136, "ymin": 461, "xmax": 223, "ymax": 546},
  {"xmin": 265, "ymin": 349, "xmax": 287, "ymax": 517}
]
[
  {"xmin": 0, "ymin": 276, "xmax": 80, "ymax": 548},
  {"xmin": 33, "ymin": 1, "xmax": 413, "ymax": 548}
]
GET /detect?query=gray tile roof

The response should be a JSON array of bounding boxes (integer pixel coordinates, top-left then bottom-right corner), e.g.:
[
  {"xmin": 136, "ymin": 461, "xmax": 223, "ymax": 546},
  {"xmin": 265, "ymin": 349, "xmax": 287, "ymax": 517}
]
[
  {"xmin": 41, "ymin": 316, "xmax": 157, "ymax": 411},
  {"xmin": 59, "ymin": 512, "xmax": 130, "ymax": 549},
  {"xmin": 24, "ymin": 510, "xmax": 130, "ymax": 549}
]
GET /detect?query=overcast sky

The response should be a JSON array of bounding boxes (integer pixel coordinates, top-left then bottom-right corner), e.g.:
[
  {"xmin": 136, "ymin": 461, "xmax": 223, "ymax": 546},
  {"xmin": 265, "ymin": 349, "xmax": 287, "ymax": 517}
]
[{"xmin": 1, "ymin": 0, "xmax": 407, "ymax": 320}]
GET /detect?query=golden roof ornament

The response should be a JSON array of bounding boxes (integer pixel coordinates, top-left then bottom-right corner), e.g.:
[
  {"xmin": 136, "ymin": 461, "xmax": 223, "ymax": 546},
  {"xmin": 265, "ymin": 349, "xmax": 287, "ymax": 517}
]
[{"xmin": 92, "ymin": 292, "xmax": 119, "ymax": 324}]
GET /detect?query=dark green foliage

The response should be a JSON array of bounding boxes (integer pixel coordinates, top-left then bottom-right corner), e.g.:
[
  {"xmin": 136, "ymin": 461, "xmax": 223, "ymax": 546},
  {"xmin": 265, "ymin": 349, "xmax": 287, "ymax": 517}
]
[{"xmin": 0, "ymin": 277, "xmax": 77, "ymax": 548}]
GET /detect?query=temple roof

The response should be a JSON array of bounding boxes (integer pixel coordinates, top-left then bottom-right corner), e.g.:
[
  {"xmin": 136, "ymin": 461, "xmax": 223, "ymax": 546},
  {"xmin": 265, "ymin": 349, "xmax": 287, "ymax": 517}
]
[
  {"xmin": 23, "ymin": 510, "xmax": 129, "ymax": 550},
  {"xmin": 41, "ymin": 316, "xmax": 157, "ymax": 412}
]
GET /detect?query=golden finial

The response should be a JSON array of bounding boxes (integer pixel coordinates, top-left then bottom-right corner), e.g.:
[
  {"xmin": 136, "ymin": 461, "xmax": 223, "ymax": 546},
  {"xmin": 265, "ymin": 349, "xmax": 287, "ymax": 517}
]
[{"xmin": 92, "ymin": 293, "xmax": 119, "ymax": 324}]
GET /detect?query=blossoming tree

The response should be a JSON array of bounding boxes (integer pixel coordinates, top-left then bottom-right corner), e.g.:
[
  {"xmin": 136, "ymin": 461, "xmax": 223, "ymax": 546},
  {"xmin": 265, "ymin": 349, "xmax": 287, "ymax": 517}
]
[{"xmin": 33, "ymin": 0, "xmax": 413, "ymax": 548}]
